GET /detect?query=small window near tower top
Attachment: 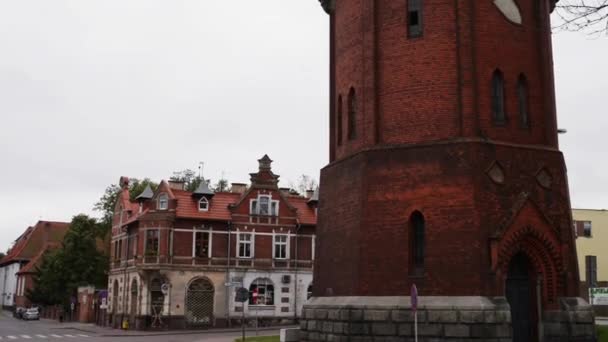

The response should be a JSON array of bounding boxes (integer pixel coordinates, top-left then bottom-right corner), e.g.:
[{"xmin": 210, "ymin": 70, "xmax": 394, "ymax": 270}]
[
  {"xmin": 347, "ymin": 88, "xmax": 357, "ymax": 140},
  {"xmin": 409, "ymin": 211, "xmax": 425, "ymax": 275},
  {"xmin": 492, "ymin": 69, "xmax": 506, "ymax": 124},
  {"xmin": 337, "ymin": 95, "xmax": 343, "ymax": 146},
  {"xmin": 517, "ymin": 74, "xmax": 530, "ymax": 128},
  {"xmin": 407, "ymin": 0, "xmax": 423, "ymax": 38}
]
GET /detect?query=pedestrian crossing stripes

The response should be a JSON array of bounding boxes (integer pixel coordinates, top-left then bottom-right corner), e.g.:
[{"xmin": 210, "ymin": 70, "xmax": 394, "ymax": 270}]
[{"xmin": 0, "ymin": 335, "xmax": 89, "ymax": 341}]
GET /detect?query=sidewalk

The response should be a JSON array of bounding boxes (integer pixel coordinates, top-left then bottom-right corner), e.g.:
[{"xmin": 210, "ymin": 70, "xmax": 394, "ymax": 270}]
[{"xmin": 38, "ymin": 318, "xmax": 288, "ymax": 337}]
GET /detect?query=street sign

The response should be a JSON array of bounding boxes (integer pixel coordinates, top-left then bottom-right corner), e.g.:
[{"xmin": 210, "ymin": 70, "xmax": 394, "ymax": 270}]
[
  {"xmin": 411, "ymin": 284, "xmax": 418, "ymax": 312},
  {"xmin": 235, "ymin": 287, "xmax": 250, "ymax": 303}
]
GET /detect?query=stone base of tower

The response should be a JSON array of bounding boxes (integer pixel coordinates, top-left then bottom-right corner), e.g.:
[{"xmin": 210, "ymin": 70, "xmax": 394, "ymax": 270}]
[{"xmin": 298, "ymin": 296, "xmax": 596, "ymax": 342}]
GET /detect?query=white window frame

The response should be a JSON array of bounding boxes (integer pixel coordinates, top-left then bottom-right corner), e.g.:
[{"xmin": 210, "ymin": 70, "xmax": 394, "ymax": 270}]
[
  {"xmin": 238, "ymin": 232, "xmax": 254, "ymax": 258},
  {"xmin": 250, "ymin": 195, "xmax": 279, "ymax": 216},
  {"xmin": 273, "ymin": 234, "xmax": 289, "ymax": 259},
  {"xmin": 198, "ymin": 197, "xmax": 209, "ymax": 212},
  {"xmin": 158, "ymin": 193, "xmax": 169, "ymax": 210},
  {"xmin": 249, "ymin": 278, "xmax": 275, "ymax": 306}
]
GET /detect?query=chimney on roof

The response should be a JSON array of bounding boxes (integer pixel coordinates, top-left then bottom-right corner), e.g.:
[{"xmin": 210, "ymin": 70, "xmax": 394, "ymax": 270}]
[
  {"xmin": 306, "ymin": 189, "xmax": 314, "ymax": 199},
  {"xmin": 119, "ymin": 177, "xmax": 130, "ymax": 190},
  {"xmin": 168, "ymin": 180, "xmax": 185, "ymax": 190},
  {"xmin": 231, "ymin": 183, "xmax": 247, "ymax": 194},
  {"xmin": 280, "ymin": 187, "xmax": 291, "ymax": 197}
]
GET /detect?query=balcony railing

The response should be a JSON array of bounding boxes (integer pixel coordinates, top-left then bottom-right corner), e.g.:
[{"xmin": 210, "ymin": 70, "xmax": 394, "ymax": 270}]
[{"xmin": 110, "ymin": 255, "xmax": 313, "ymax": 270}]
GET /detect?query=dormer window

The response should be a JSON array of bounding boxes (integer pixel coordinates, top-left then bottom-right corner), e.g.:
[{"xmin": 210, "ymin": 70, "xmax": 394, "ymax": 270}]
[
  {"xmin": 251, "ymin": 195, "xmax": 279, "ymax": 216},
  {"xmin": 158, "ymin": 193, "xmax": 168, "ymax": 210},
  {"xmin": 198, "ymin": 197, "xmax": 209, "ymax": 211}
]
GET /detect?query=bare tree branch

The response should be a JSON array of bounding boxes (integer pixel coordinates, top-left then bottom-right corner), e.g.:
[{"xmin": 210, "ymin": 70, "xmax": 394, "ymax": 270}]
[{"xmin": 554, "ymin": 0, "xmax": 608, "ymax": 35}]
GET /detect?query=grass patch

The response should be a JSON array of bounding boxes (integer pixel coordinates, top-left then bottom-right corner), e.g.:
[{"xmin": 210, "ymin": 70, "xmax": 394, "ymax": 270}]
[
  {"xmin": 234, "ymin": 336, "xmax": 280, "ymax": 342},
  {"xmin": 598, "ymin": 325, "xmax": 608, "ymax": 342}
]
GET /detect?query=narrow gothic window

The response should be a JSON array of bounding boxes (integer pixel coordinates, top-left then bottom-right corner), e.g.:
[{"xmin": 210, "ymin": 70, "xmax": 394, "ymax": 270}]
[
  {"xmin": 337, "ymin": 95, "xmax": 343, "ymax": 146},
  {"xmin": 407, "ymin": 0, "xmax": 423, "ymax": 38},
  {"xmin": 492, "ymin": 69, "xmax": 506, "ymax": 124},
  {"xmin": 517, "ymin": 74, "xmax": 529, "ymax": 128},
  {"xmin": 410, "ymin": 211, "xmax": 425, "ymax": 271},
  {"xmin": 347, "ymin": 88, "xmax": 357, "ymax": 140}
]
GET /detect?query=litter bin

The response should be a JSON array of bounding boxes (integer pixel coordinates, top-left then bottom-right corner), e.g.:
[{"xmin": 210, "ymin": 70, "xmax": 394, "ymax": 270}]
[{"xmin": 122, "ymin": 318, "xmax": 129, "ymax": 330}]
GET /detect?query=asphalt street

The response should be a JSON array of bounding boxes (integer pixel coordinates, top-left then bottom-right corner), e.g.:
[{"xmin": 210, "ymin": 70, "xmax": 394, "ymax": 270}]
[{"xmin": 0, "ymin": 311, "xmax": 280, "ymax": 342}]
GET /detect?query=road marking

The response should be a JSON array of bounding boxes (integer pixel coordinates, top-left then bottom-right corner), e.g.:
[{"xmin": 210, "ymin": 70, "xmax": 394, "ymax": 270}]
[
  {"xmin": 63, "ymin": 335, "xmax": 75, "ymax": 338},
  {"xmin": 36, "ymin": 335, "xmax": 48, "ymax": 339},
  {"xmin": 76, "ymin": 335, "xmax": 89, "ymax": 337},
  {"xmin": 50, "ymin": 334, "xmax": 63, "ymax": 338},
  {"xmin": 20, "ymin": 336, "xmax": 32, "ymax": 339},
  {"xmin": 7, "ymin": 337, "xmax": 17, "ymax": 340}
]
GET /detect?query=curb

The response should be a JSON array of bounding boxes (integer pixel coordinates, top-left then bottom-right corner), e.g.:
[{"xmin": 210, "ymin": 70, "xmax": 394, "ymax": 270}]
[{"xmin": 100, "ymin": 325, "xmax": 290, "ymax": 337}]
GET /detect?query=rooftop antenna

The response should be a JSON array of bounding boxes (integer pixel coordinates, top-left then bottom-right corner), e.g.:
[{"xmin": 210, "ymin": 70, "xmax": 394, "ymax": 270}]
[{"xmin": 198, "ymin": 162, "xmax": 205, "ymax": 179}]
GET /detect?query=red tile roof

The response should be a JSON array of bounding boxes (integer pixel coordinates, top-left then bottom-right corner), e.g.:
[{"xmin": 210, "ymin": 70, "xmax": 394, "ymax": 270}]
[
  {"xmin": 173, "ymin": 190, "xmax": 241, "ymax": 221},
  {"xmin": 17, "ymin": 242, "xmax": 60, "ymax": 274},
  {"xmin": 289, "ymin": 196, "xmax": 317, "ymax": 225},
  {"xmin": 0, "ymin": 221, "xmax": 69, "ymax": 266}
]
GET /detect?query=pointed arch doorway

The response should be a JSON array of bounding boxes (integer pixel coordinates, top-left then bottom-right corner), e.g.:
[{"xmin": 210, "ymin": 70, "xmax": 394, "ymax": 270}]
[{"xmin": 505, "ymin": 253, "xmax": 538, "ymax": 342}]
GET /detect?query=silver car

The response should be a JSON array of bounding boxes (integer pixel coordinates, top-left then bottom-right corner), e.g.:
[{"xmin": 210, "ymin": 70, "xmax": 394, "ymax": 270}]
[{"xmin": 22, "ymin": 308, "xmax": 39, "ymax": 320}]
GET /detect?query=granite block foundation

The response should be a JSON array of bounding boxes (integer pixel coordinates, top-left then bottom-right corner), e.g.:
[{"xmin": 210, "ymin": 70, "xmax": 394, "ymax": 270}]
[{"xmin": 299, "ymin": 296, "xmax": 597, "ymax": 342}]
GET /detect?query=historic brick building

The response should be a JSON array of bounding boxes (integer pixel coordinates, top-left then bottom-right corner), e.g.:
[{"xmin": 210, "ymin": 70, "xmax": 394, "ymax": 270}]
[
  {"xmin": 302, "ymin": 0, "xmax": 595, "ymax": 341},
  {"xmin": 0, "ymin": 221, "xmax": 69, "ymax": 309},
  {"xmin": 107, "ymin": 156, "xmax": 317, "ymax": 330}
]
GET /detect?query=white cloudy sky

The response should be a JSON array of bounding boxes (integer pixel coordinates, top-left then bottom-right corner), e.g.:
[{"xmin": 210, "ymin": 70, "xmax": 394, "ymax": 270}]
[{"xmin": 0, "ymin": 1, "xmax": 606, "ymax": 253}]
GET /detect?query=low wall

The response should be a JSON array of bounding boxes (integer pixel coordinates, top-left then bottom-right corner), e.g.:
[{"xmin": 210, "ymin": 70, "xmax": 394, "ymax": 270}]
[{"xmin": 300, "ymin": 296, "xmax": 597, "ymax": 342}]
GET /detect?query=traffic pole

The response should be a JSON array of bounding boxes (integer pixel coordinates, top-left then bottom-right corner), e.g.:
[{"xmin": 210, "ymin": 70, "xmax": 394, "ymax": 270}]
[
  {"xmin": 242, "ymin": 302, "xmax": 245, "ymax": 342},
  {"xmin": 414, "ymin": 310, "xmax": 418, "ymax": 342}
]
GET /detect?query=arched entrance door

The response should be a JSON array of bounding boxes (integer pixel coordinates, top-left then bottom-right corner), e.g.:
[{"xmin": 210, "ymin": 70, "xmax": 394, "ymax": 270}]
[
  {"xmin": 506, "ymin": 253, "xmax": 537, "ymax": 342},
  {"xmin": 185, "ymin": 278, "xmax": 214, "ymax": 328},
  {"xmin": 149, "ymin": 279, "xmax": 165, "ymax": 328}
]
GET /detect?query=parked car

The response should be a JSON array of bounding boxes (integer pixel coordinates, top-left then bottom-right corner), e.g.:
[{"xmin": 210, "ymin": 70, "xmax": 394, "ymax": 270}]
[
  {"xmin": 22, "ymin": 308, "xmax": 39, "ymax": 320},
  {"xmin": 13, "ymin": 307, "xmax": 26, "ymax": 319}
]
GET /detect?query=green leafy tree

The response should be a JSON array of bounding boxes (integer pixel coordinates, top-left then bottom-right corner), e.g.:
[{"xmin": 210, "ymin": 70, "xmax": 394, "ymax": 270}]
[
  {"xmin": 0, "ymin": 252, "xmax": 5, "ymax": 260},
  {"xmin": 94, "ymin": 178, "xmax": 158, "ymax": 226},
  {"xmin": 213, "ymin": 178, "xmax": 230, "ymax": 192},
  {"xmin": 27, "ymin": 215, "xmax": 109, "ymax": 306},
  {"xmin": 170, "ymin": 169, "xmax": 203, "ymax": 192}
]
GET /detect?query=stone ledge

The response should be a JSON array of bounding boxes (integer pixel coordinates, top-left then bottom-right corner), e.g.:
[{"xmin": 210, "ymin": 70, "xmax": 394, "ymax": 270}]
[{"xmin": 306, "ymin": 296, "xmax": 508, "ymax": 311}]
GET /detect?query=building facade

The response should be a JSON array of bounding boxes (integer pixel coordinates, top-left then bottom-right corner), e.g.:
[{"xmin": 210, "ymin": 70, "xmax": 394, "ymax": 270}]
[
  {"xmin": 107, "ymin": 156, "xmax": 317, "ymax": 330},
  {"xmin": 573, "ymin": 208, "xmax": 608, "ymax": 305},
  {"xmin": 302, "ymin": 1, "xmax": 594, "ymax": 341},
  {"xmin": 0, "ymin": 221, "xmax": 69, "ymax": 309}
]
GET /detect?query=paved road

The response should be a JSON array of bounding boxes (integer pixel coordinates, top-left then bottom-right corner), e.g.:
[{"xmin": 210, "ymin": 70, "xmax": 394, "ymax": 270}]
[{"xmin": 0, "ymin": 311, "xmax": 279, "ymax": 342}]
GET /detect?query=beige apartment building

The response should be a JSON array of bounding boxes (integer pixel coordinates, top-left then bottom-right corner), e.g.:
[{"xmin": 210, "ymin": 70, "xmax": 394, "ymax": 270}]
[{"xmin": 572, "ymin": 208, "xmax": 608, "ymax": 306}]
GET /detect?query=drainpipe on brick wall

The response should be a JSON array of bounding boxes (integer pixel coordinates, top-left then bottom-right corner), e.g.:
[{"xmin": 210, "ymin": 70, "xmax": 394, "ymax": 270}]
[
  {"xmin": 293, "ymin": 221, "xmax": 300, "ymax": 321},
  {"xmin": 225, "ymin": 221, "xmax": 232, "ymax": 328}
]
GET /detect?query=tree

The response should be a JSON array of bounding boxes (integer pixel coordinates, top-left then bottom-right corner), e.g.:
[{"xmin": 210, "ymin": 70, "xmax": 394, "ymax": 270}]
[
  {"xmin": 295, "ymin": 174, "xmax": 318, "ymax": 195},
  {"xmin": 27, "ymin": 215, "xmax": 109, "ymax": 307},
  {"xmin": 213, "ymin": 178, "xmax": 230, "ymax": 192},
  {"xmin": 94, "ymin": 178, "xmax": 158, "ymax": 226},
  {"xmin": 555, "ymin": 1, "xmax": 608, "ymax": 34},
  {"xmin": 170, "ymin": 169, "xmax": 203, "ymax": 192},
  {"xmin": 0, "ymin": 252, "xmax": 5, "ymax": 260}
]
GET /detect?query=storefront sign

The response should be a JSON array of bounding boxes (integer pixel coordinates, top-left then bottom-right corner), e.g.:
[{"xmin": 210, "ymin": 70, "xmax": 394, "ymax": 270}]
[{"xmin": 589, "ymin": 287, "xmax": 608, "ymax": 305}]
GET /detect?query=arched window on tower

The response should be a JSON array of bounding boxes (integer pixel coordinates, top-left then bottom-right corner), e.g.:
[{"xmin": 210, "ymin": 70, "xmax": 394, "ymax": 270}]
[
  {"xmin": 347, "ymin": 88, "xmax": 357, "ymax": 140},
  {"xmin": 337, "ymin": 95, "xmax": 343, "ymax": 146},
  {"xmin": 517, "ymin": 74, "xmax": 529, "ymax": 128},
  {"xmin": 492, "ymin": 69, "xmax": 506, "ymax": 124},
  {"xmin": 410, "ymin": 211, "xmax": 425, "ymax": 274}
]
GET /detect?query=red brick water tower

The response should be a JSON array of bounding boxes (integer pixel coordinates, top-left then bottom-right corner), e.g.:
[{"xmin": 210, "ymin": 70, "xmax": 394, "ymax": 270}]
[{"xmin": 301, "ymin": 1, "xmax": 596, "ymax": 341}]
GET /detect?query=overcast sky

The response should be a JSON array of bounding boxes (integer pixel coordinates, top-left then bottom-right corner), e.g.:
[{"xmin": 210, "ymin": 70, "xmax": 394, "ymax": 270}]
[{"xmin": 0, "ymin": 1, "xmax": 606, "ymax": 253}]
